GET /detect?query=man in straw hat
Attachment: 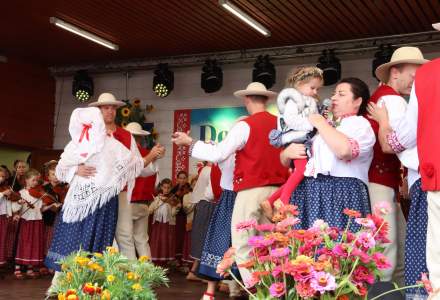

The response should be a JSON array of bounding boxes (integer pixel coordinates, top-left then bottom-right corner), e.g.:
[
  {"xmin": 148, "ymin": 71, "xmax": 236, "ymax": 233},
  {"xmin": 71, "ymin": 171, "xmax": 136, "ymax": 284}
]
[
  {"xmin": 123, "ymin": 122, "xmax": 162, "ymax": 259},
  {"xmin": 365, "ymin": 46, "xmax": 428, "ymax": 285},
  {"xmin": 88, "ymin": 93, "xmax": 165, "ymax": 260},
  {"xmin": 368, "ymin": 23, "xmax": 440, "ymax": 297},
  {"xmin": 172, "ymin": 82, "xmax": 289, "ymax": 284}
]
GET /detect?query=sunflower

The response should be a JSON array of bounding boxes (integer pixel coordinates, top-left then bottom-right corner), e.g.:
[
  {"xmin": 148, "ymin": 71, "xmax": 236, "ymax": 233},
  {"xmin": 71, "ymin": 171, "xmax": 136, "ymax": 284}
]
[
  {"xmin": 132, "ymin": 98, "xmax": 141, "ymax": 107},
  {"xmin": 121, "ymin": 122, "xmax": 128, "ymax": 128},
  {"xmin": 121, "ymin": 107, "xmax": 131, "ymax": 117}
]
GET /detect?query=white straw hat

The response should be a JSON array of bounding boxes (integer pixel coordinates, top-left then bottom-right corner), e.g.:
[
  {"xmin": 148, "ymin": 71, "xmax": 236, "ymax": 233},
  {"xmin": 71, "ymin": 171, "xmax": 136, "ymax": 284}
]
[
  {"xmin": 125, "ymin": 122, "xmax": 150, "ymax": 136},
  {"xmin": 233, "ymin": 82, "xmax": 277, "ymax": 101},
  {"xmin": 433, "ymin": 23, "xmax": 440, "ymax": 31},
  {"xmin": 88, "ymin": 93, "xmax": 125, "ymax": 107},
  {"xmin": 375, "ymin": 47, "xmax": 429, "ymax": 83}
]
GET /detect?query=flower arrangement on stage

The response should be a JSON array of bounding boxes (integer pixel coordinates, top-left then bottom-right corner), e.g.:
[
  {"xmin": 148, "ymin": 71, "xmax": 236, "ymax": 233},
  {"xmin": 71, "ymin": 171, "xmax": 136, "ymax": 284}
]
[
  {"xmin": 217, "ymin": 203, "xmax": 432, "ymax": 299},
  {"xmin": 52, "ymin": 247, "xmax": 168, "ymax": 300}
]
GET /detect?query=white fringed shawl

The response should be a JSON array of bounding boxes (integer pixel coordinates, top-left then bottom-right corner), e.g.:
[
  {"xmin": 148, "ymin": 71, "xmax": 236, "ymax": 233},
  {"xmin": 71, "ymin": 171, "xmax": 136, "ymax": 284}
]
[
  {"xmin": 55, "ymin": 107, "xmax": 146, "ymax": 223},
  {"xmin": 57, "ymin": 136, "xmax": 144, "ymax": 223}
]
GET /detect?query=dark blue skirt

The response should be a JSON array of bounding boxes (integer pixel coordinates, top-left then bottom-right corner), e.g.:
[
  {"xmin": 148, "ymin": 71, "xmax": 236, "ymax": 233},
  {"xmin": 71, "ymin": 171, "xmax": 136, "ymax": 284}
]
[
  {"xmin": 289, "ymin": 175, "xmax": 371, "ymax": 231},
  {"xmin": 45, "ymin": 196, "xmax": 118, "ymax": 271},
  {"xmin": 198, "ymin": 190, "xmax": 239, "ymax": 281},
  {"xmin": 405, "ymin": 179, "xmax": 428, "ymax": 298}
]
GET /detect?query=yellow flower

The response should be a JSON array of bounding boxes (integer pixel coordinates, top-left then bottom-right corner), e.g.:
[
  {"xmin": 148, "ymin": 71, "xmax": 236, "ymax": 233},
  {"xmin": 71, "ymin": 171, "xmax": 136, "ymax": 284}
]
[
  {"xmin": 138, "ymin": 255, "xmax": 150, "ymax": 263},
  {"xmin": 107, "ymin": 274, "xmax": 115, "ymax": 283},
  {"xmin": 93, "ymin": 252, "xmax": 103, "ymax": 258},
  {"xmin": 61, "ymin": 263, "xmax": 68, "ymax": 271},
  {"xmin": 291, "ymin": 255, "xmax": 314, "ymax": 266},
  {"xmin": 121, "ymin": 121, "xmax": 128, "ymax": 128},
  {"xmin": 131, "ymin": 283, "xmax": 142, "ymax": 291},
  {"xmin": 66, "ymin": 272, "xmax": 73, "ymax": 282},
  {"xmin": 106, "ymin": 246, "xmax": 118, "ymax": 254},
  {"xmin": 87, "ymin": 262, "xmax": 101, "ymax": 271},
  {"xmin": 121, "ymin": 107, "xmax": 131, "ymax": 117},
  {"xmin": 101, "ymin": 289, "xmax": 111, "ymax": 300},
  {"xmin": 133, "ymin": 98, "xmax": 141, "ymax": 107},
  {"xmin": 58, "ymin": 293, "xmax": 65, "ymax": 300},
  {"xmin": 127, "ymin": 272, "xmax": 135, "ymax": 280},
  {"xmin": 75, "ymin": 256, "xmax": 90, "ymax": 266}
]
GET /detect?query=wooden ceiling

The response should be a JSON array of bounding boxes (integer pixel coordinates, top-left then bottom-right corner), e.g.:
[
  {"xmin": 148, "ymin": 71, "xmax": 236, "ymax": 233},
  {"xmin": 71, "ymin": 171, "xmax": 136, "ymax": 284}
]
[{"xmin": 2, "ymin": 0, "xmax": 440, "ymax": 66}]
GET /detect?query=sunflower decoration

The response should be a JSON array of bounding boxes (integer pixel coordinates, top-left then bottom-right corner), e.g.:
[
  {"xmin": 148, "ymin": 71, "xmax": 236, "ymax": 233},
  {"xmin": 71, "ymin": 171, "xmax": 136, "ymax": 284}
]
[
  {"xmin": 121, "ymin": 107, "xmax": 131, "ymax": 117},
  {"xmin": 132, "ymin": 98, "xmax": 141, "ymax": 107},
  {"xmin": 121, "ymin": 121, "xmax": 128, "ymax": 128}
]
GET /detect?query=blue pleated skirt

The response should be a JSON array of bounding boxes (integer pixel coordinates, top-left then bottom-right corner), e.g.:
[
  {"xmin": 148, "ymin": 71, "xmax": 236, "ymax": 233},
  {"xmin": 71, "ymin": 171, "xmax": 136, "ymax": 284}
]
[
  {"xmin": 405, "ymin": 179, "xmax": 429, "ymax": 299},
  {"xmin": 198, "ymin": 190, "xmax": 239, "ymax": 281},
  {"xmin": 45, "ymin": 196, "xmax": 118, "ymax": 271},
  {"xmin": 289, "ymin": 175, "xmax": 371, "ymax": 231}
]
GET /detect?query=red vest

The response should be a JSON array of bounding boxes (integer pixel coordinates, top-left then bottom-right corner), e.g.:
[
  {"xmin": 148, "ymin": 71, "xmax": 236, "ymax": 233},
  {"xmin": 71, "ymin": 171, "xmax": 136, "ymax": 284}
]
[
  {"xmin": 113, "ymin": 126, "xmax": 132, "ymax": 149},
  {"xmin": 131, "ymin": 145, "xmax": 157, "ymax": 202},
  {"xmin": 233, "ymin": 111, "xmax": 289, "ymax": 192},
  {"xmin": 366, "ymin": 85, "xmax": 402, "ymax": 190},
  {"xmin": 210, "ymin": 164, "xmax": 222, "ymax": 200},
  {"xmin": 416, "ymin": 59, "xmax": 440, "ymax": 191}
]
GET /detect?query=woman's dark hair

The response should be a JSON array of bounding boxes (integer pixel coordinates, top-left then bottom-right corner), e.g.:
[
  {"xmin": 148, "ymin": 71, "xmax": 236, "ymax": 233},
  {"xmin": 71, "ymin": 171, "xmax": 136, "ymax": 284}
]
[
  {"xmin": 338, "ymin": 77, "xmax": 370, "ymax": 116},
  {"xmin": 13, "ymin": 159, "xmax": 25, "ymax": 168}
]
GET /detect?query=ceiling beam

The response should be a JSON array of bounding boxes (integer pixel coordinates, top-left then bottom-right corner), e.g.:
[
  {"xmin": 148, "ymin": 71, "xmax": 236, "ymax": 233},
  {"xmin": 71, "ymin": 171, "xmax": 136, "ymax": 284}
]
[{"xmin": 50, "ymin": 30, "xmax": 440, "ymax": 76}]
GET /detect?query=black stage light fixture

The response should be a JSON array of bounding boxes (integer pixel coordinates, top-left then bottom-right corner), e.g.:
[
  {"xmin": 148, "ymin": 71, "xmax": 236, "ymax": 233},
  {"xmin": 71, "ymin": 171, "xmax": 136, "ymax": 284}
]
[
  {"xmin": 201, "ymin": 59, "xmax": 223, "ymax": 93},
  {"xmin": 317, "ymin": 50, "xmax": 341, "ymax": 86},
  {"xmin": 372, "ymin": 44, "xmax": 394, "ymax": 80},
  {"xmin": 72, "ymin": 70, "xmax": 94, "ymax": 102},
  {"xmin": 153, "ymin": 63, "xmax": 174, "ymax": 98},
  {"xmin": 252, "ymin": 55, "xmax": 276, "ymax": 89}
]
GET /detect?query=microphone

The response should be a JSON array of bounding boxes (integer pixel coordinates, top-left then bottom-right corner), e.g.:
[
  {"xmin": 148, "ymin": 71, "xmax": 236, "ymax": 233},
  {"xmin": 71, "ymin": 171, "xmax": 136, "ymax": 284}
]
[{"xmin": 318, "ymin": 98, "xmax": 332, "ymax": 115}]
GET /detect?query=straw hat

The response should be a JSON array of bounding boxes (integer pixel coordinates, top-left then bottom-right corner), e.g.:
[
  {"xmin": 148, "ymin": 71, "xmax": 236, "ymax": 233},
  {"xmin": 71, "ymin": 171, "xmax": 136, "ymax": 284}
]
[
  {"xmin": 233, "ymin": 82, "xmax": 277, "ymax": 100},
  {"xmin": 88, "ymin": 93, "xmax": 125, "ymax": 107},
  {"xmin": 433, "ymin": 23, "xmax": 440, "ymax": 31},
  {"xmin": 125, "ymin": 122, "xmax": 150, "ymax": 136},
  {"xmin": 375, "ymin": 46, "xmax": 429, "ymax": 83}
]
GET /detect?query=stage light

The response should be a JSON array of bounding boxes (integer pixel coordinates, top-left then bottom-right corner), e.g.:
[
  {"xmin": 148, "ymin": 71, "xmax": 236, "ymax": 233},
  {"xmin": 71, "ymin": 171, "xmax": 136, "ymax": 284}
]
[
  {"xmin": 50, "ymin": 17, "xmax": 119, "ymax": 51},
  {"xmin": 153, "ymin": 63, "xmax": 174, "ymax": 98},
  {"xmin": 372, "ymin": 45, "xmax": 394, "ymax": 80},
  {"xmin": 317, "ymin": 50, "xmax": 341, "ymax": 86},
  {"xmin": 72, "ymin": 70, "xmax": 93, "ymax": 103},
  {"xmin": 219, "ymin": 0, "xmax": 271, "ymax": 37},
  {"xmin": 252, "ymin": 55, "xmax": 276, "ymax": 89},
  {"xmin": 201, "ymin": 59, "xmax": 223, "ymax": 93}
]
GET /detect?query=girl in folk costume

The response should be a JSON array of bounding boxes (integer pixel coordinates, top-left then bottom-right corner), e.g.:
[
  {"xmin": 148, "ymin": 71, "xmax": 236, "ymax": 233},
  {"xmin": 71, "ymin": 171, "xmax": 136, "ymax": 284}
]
[
  {"xmin": 41, "ymin": 161, "xmax": 66, "ymax": 274},
  {"xmin": 13, "ymin": 169, "xmax": 46, "ymax": 279},
  {"xmin": 5, "ymin": 160, "xmax": 27, "ymax": 264},
  {"xmin": 0, "ymin": 167, "xmax": 15, "ymax": 267},
  {"xmin": 171, "ymin": 170, "xmax": 190, "ymax": 264},
  {"xmin": 261, "ymin": 66, "xmax": 324, "ymax": 219},
  {"xmin": 149, "ymin": 178, "xmax": 181, "ymax": 266},
  {"xmin": 45, "ymin": 107, "xmax": 158, "ymax": 291}
]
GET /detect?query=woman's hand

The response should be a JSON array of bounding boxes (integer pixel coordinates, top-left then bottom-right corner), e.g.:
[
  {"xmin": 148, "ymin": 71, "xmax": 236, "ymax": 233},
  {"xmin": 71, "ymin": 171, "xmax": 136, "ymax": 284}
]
[
  {"xmin": 308, "ymin": 114, "xmax": 327, "ymax": 129},
  {"xmin": 171, "ymin": 131, "xmax": 193, "ymax": 146},
  {"xmin": 76, "ymin": 164, "xmax": 97, "ymax": 178},
  {"xmin": 280, "ymin": 143, "xmax": 307, "ymax": 167},
  {"xmin": 3, "ymin": 189, "xmax": 12, "ymax": 197},
  {"xmin": 367, "ymin": 102, "xmax": 389, "ymax": 124}
]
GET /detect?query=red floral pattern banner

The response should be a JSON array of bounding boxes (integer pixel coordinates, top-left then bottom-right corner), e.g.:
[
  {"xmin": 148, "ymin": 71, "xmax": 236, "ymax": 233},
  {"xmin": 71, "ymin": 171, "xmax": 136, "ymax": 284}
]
[{"xmin": 172, "ymin": 110, "xmax": 191, "ymax": 183}]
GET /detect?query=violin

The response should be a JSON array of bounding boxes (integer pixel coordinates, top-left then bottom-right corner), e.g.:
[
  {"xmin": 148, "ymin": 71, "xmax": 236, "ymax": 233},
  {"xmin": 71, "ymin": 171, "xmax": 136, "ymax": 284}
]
[
  {"xmin": 51, "ymin": 183, "xmax": 68, "ymax": 204},
  {"xmin": 28, "ymin": 186, "xmax": 58, "ymax": 206},
  {"xmin": 0, "ymin": 184, "xmax": 21, "ymax": 202}
]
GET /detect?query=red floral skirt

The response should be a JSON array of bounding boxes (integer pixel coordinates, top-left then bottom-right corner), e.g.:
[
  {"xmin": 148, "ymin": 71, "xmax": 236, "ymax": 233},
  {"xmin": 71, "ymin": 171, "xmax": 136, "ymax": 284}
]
[{"xmin": 0, "ymin": 215, "xmax": 8, "ymax": 265}]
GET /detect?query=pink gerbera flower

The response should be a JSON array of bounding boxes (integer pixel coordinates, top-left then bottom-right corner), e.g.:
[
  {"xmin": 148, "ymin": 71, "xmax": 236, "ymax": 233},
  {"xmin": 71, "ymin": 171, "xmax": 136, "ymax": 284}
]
[
  {"xmin": 270, "ymin": 247, "xmax": 290, "ymax": 258},
  {"xmin": 310, "ymin": 271, "xmax": 337, "ymax": 294},
  {"xmin": 372, "ymin": 252, "xmax": 392, "ymax": 270},
  {"xmin": 269, "ymin": 282, "xmax": 286, "ymax": 298}
]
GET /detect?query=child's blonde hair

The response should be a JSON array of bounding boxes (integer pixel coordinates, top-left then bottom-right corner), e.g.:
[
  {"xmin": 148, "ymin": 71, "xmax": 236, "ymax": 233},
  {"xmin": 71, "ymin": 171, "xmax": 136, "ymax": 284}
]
[{"xmin": 286, "ymin": 66, "xmax": 324, "ymax": 88}]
